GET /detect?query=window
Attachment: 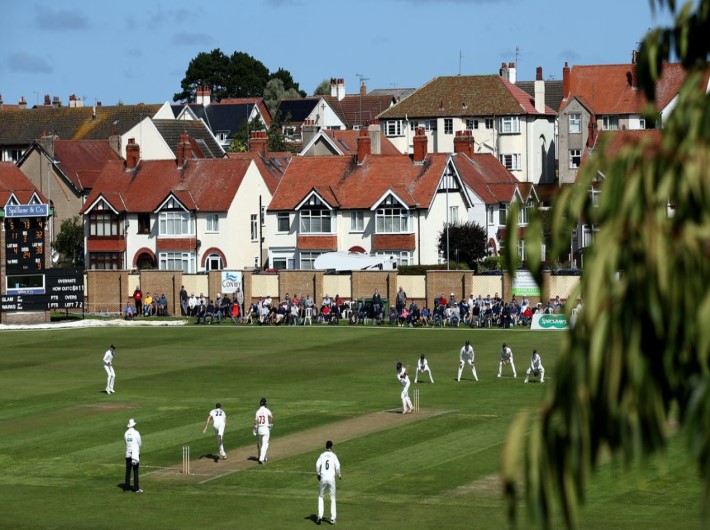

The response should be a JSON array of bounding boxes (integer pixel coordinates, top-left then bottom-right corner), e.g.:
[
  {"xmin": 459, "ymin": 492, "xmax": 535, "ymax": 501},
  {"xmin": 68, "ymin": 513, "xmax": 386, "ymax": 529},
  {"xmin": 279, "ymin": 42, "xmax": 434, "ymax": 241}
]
[
  {"xmin": 89, "ymin": 212, "xmax": 122, "ymax": 237},
  {"xmin": 444, "ymin": 118, "xmax": 453, "ymax": 134},
  {"xmin": 582, "ymin": 225, "xmax": 599, "ymax": 247},
  {"xmin": 376, "ymin": 251, "xmax": 410, "ymax": 266},
  {"xmin": 466, "ymin": 119, "xmax": 479, "ymax": 130},
  {"xmin": 376, "ymin": 203, "xmax": 410, "ymax": 233},
  {"xmin": 350, "ymin": 211, "xmax": 364, "ymax": 232},
  {"xmin": 385, "ymin": 120, "xmax": 403, "ymax": 136},
  {"xmin": 300, "ymin": 209, "xmax": 332, "ymax": 233},
  {"xmin": 410, "ymin": 120, "xmax": 418, "ymax": 131},
  {"xmin": 602, "ymin": 115, "xmax": 619, "ymax": 131},
  {"xmin": 570, "ymin": 149, "xmax": 581, "ymax": 169},
  {"xmin": 205, "ymin": 214, "xmax": 219, "ymax": 233},
  {"xmin": 251, "ymin": 214, "xmax": 258, "ymax": 241},
  {"xmin": 272, "ymin": 257, "xmax": 287, "ymax": 270},
  {"xmin": 89, "ymin": 252, "xmax": 122, "ymax": 270},
  {"xmin": 159, "ymin": 211, "xmax": 191, "ymax": 236},
  {"xmin": 518, "ymin": 200, "xmax": 534, "ymax": 225},
  {"xmin": 485, "ymin": 118, "xmax": 494, "ymax": 129},
  {"xmin": 427, "ymin": 120, "xmax": 437, "ymax": 131},
  {"xmin": 517, "ymin": 240, "xmax": 526, "ymax": 261},
  {"xmin": 448, "ymin": 206, "xmax": 459, "ymax": 223},
  {"xmin": 299, "ymin": 251, "xmax": 323, "ymax": 270},
  {"xmin": 500, "ymin": 116, "xmax": 520, "ymax": 134},
  {"xmin": 205, "ymin": 254, "xmax": 223, "ymax": 271},
  {"xmin": 277, "ymin": 213, "xmax": 290, "ymax": 233},
  {"xmin": 590, "ymin": 188, "xmax": 601, "ymax": 207},
  {"xmin": 499, "ymin": 204, "xmax": 507, "ymax": 225},
  {"xmin": 159, "ymin": 251, "xmax": 194, "ymax": 273},
  {"xmin": 569, "ymin": 113, "xmax": 581, "ymax": 133},
  {"xmin": 217, "ymin": 132, "xmax": 228, "ymax": 142},
  {"xmin": 499, "ymin": 153, "xmax": 521, "ymax": 170},
  {"xmin": 137, "ymin": 213, "xmax": 151, "ymax": 234},
  {"xmin": 488, "ymin": 207, "xmax": 495, "ymax": 224}
]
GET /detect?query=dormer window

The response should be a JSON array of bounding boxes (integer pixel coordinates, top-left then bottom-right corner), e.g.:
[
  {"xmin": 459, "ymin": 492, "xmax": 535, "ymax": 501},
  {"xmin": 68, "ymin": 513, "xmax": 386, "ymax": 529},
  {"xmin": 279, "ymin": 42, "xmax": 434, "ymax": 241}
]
[
  {"xmin": 375, "ymin": 196, "xmax": 410, "ymax": 233},
  {"xmin": 299, "ymin": 196, "xmax": 332, "ymax": 233}
]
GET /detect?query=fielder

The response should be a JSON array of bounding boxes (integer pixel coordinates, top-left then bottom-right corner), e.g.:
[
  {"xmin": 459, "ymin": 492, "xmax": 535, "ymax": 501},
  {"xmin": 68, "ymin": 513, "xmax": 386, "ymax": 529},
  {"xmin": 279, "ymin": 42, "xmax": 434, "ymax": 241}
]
[
  {"xmin": 457, "ymin": 340, "xmax": 478, "ymax": 382},
  {"xmin": 524, "ymin": 349, "xmax": 545, "ymax": 383},
  {"xmin": 254, "ymin": 397, "xmax": 273, "ymax": 464},
  {"xmin": 203, "ymin": 403, "xmax": 227, "ymax": 460},
  {"xmin": 315, "ymin": 440, "xmax": 342, "ymax": 526},
  {"xmin": 103, "ymin": 344, "xmax": 116, "ymax": 394},
  {"xmin": 396, "ymin": 361, "xmax": 414, "ymax": 414},
  {"xmin": 415, "ymin": 353, "xmax": 434, "ymax": 383},
  {"xmin": 498, "ymin": 342, "xmax": 518, "ymax": 378}
]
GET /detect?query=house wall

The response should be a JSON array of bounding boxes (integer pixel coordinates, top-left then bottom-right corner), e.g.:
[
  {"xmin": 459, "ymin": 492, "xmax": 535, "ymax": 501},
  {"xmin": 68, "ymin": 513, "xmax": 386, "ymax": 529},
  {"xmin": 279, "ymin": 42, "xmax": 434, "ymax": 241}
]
[
  {"xmin": 121, "ymin": 118, "xmax": 174, "ymax": 160},
  {"xmin": 558, "ymin": 100, "xmax": 591, "ymax": 185}
]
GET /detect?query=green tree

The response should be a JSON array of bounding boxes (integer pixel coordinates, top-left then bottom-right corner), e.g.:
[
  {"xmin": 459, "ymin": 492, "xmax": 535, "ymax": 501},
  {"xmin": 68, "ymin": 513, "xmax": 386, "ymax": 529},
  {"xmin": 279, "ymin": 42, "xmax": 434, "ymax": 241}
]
[
  {"xmin": 263, "ymin": 78, "xmax": 302, "ymax": 117},
  {"xmin": 173, "ymin": 48, "xmax": 229, "ymax": 102},
  {"xmin": 52, "ymin": 216, "xmax": 84, "ymax": 266},
  {"xmin": 313, "ymin": 79, "xmax": 331, "ymax": 96},
  {"xmin": 502, "ymin": 1, "xmax": 710, "ymax": 527},
  {"xmin": 227, "ymin": 116, "xmax": 266, "ymax": 153},
  {"xmin": 269, "ymin": 67, "xmax": 306, "ymax": 97},
  {"xmin": 224, "ymin": 51, "xmax": 270, "ymax": 98},
  {"xmin": 437, "ymin": 221, "xmax": 487, "ymax": 268}
]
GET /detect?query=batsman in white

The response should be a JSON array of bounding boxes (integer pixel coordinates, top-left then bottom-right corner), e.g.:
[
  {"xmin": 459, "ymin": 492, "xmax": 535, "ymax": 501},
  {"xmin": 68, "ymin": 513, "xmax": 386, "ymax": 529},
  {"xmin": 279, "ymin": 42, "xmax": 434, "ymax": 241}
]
[
  {"xmin": 124, "ymin": 418, "xmax": 142, "ymax": 492},
  {"xmin": 396, "ymin": 361, "xmax": 415, "ymax": 414},
  {"xmin": 254, "ymin": 397, "xmax": 273, "ymax": 464},
  {"xmin": 102, "ymin": 344, "xmax": 116, "ymax": 394},
  {"xmin": 498, "ymin": 342, "xmax": 518, "ymax": 378},
  {"xmin": 415, "ymin": 353, "xmax": 434, "ymax": 383},
  {"xmin": 203, "ymin": 403, "xmax": 227, "ymax": 460},
  {"xmin": 524, "ymin": 349, "xmax": 545, "ymax": 383},
  {"xmin": 315, "ymin": 440, "xmax": 342, "ymax": 525},
  {"xmin": 457, "ymin": 340, "xmax": 479, "ymax": 382}
]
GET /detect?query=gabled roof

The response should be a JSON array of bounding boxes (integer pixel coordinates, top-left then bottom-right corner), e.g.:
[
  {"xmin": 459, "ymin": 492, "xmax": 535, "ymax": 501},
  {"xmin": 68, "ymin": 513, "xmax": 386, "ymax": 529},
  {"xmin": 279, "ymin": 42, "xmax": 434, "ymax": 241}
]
[
  {"xmin": 450, "ymin": 153, "xmax": 521, "ymax": 205},
  {"xmin": 268, "ymin": 153, "xmax": 449, "ymax": 212},
  {"xmin": 577, "ymin": 129, "xmax": 663, "ymax": 182},
  {"xmin": 516, "ymin": 79, "xmax": 564, "ymax": 114},
  {"xmin": 0, "ymin": 162, "xmax": 46, "ymax": 205},
  {"xmin": 0, "ymin": 104, "xmax": 163, "ymax": 146},
  {"xmin": 227, "ymin": 151, "xmax": 290, "ymax": 194},
  {"xmin": 81, "ymin": 158, "xmax": 255, "ymax": 215},
  {"xmin": 323, "ymin": 94, "xmax": 395, "ymax": 128},
  {"xmin": 152, "ymin": 120, "xmax": 225, "ymax": 158},
  {"xmin": 53, "ymin": 139, "xmax": 123, "ymax": 191},
  {"xmin": 559, "ymin": 63, "xmax": 688, "ymax": 114},
  {"xmin": 377, "ymin": 75, "xmax": 555, "ymax": 120},
  {"xmin": 171, "ymin": 99, "xmax": 272, "ymax": 136},
  {"xmin": 275, "ymin": 98, "xmax": 320, "ymax": 124},
  {"xmin": 300, "ymin": 129, "xmax": 400, "ymax": 156},
  {"xmin": 367, "ymin": 88, "xmax": 416, "ymax": 101}
]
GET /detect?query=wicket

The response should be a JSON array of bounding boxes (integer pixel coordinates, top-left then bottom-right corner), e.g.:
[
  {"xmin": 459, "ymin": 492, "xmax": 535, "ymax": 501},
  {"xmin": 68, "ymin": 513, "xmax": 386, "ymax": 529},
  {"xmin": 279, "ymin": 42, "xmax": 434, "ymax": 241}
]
[
  {"xmin": 182, "ymin": 445, "xmax": 191, "ymax": 475},
  {"xmin": 413, "ymin": 388, "xmax": 420, "ymax": 413}
]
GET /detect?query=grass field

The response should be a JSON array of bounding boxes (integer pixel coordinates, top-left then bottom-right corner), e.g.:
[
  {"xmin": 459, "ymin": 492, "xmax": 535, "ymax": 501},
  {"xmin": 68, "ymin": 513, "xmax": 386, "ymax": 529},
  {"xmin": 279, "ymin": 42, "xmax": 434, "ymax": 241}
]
[{"xmin": 0, "ymin": 323, "xmax": 704, "ymax": 529}]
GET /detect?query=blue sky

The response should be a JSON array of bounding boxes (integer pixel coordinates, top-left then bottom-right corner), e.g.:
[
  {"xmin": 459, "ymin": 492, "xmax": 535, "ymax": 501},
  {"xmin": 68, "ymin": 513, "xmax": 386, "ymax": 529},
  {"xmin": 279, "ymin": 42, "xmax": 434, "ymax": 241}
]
[{"xmin": 2, "ymin": 0, "xmax": 678, "ymax": 107}]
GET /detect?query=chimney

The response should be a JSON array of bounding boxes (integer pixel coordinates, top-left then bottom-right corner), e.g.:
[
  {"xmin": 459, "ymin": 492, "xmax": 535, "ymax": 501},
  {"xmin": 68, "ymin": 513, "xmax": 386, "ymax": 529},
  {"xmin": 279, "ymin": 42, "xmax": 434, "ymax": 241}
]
[
  {"xmin": 68, "ymin": 94, "xmax": 83, "ymax": 108},
  {"xmin": 109, "ymin": 134, "xmax": 121, "ymax": 156},
  {"xmin": 627, "ymin": 66, "xmax": 637, "ymax": 88},
  {"xmin": 330, "ymin": 78, "xmax": 338, "ymax": 97},
  {"xmin": 125, "ymin": 138, "xmax": 140, "ymax": 170},
  {"xmin": 18, "ymin": 96, "xmax": 27, "ymax": 110},
  {"xmin": 40, "ymin": 133, "xmax": 57, "ymax": 158},
  {"xmin": 587, "ymin": 116, "xmax": 598, "ymax": 148},
  {"xmin": 499, "ymin": 62, "xmax": 508, "ymax": 80},
  {"xmin": 534, "ymin": 67, "xmax": 545, "ymax": 113},
  {"xmin": 249, "ymin": 130, "xmax": 268, "ymax": 158},
  {"xmin": 356, "ymin": 128, "xmax": 371, "ymax": 163},
  {"xmin": 177, "ymin": 132, "xmax": 192, "ymax": 168},
  {"xmin": 196, "ymin": 85, "xmax": 211, "ymax": 106},
  {"xmin": 360, "ymin": 82, "xmax": 367, "ymax": 97},
  {"xmin": 337, "ymin": 78, "xmax": 345, "ymax": 101},
  {"xmin": 562, "ymin": 62, "xmax": 571, "ymax": 99},
  {"xmin": 301, "ymin": 119, "xmax": 320, "ymax": 146},
  {"xmin": 631, "ymin": 49, "xmax": 639, "ymax": 64},
  {"xmin": 52, "ymin": 96, "xmax": 60, "ymax": 108},
  {"xmin": 507, "ymin": 62, "xmax": 517, "ymax": 84},
  {"xmin": 413, "ymin": 126, "xmax": 427, "ymax": 163},
  {"xmin": 368, "ymin": 120, "xmax": 381, "ymax": 155},
  {"xmin": 453, "ymin": 130, "xmax": 475, "ymax": 157},
  {"xmin": 44, "ymin": 94, "xmax": 51, "ymax": 106},
  {"xmin": 97, "ymin": 101, "xmax": 102, "ymax": 107}
]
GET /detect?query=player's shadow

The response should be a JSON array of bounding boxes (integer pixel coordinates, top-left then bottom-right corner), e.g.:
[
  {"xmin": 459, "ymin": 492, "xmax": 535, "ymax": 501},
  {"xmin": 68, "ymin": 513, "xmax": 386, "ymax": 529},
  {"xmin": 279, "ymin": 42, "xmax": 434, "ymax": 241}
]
[
  {"xmin": 304, "ymin": 514, "xmax": 320, "ymax": 524},
  {"xmin": 385, "ymin": 409, "xmax": 405, "ymax": 414},
  {"xmin": 247, "ymin": 456, "xmax": 260, "ymax": 462},
  {"xmin": 116, "ymin": 483, "xmax": 132, "ymax": 492},
  {"xmin": 199, "ymin": 453, "xmax": 220, "ymax": 463}
]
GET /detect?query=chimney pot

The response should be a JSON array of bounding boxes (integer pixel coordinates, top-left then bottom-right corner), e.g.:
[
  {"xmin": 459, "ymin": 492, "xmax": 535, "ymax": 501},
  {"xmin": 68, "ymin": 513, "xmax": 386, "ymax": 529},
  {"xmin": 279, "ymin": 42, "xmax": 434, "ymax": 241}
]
[
  {"xmin": 413, "ymin": 127, "xmax": 427, "ymax": 163},
  {"xmin": 356, "ymin": 128, "xmax": 371, "ymax": 163},
  {"xmin": 44, "ymin": 94, "xmax": 51, "ymax": 105},
  {"xmin": 454, "ymin": 130, "xmax": 475, "ymax": 157},
  {"xmin": 125, "ymin": 138, "xmax": 140, "ymax": 169}
]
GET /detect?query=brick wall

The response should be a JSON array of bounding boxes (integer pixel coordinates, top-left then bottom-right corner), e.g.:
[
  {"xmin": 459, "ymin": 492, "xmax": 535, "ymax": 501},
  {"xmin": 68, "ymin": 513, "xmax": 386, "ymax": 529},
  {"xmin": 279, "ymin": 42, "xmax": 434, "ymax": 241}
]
[
  {"xmin": 86, "ymin": 270, "xmax": 129, "ymax": 314},
  {"xmin": 351, "ymin": 271, "xmax": 398, "ymax": 305},
  {"xmin": 425, "ymin": 270, "xmax": 474, "ymax": 307},
  {"xmin": 278, "ymin": 270, "xmax": 324, "ymax": 304},
  {"xmin": 138, "ymin": 270, "xmax": 183, "ymax": 316}
]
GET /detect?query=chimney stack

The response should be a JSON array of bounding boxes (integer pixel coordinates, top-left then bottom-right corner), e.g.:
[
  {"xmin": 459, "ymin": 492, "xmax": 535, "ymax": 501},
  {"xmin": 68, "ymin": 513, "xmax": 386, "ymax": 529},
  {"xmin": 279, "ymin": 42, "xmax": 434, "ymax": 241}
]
[
  {"xmin": 336, "ymin": 78, "xmax": 345, "ymax": 101},
  {"xmin": 249, "ymin": 130, "xmax": 268, "ymax": 158},
  {"xmin": 196, "ymin": 85, "xmax": 211, "ymax": 106},
  {"xmin": 562, "ymin": 62, "xmax": 571, "ymax": 99},
  {"xmin": 18, "ymin": 96, "xmax": 27, "ymax": 110},
  {"xmin": 507, "ymin": 62, "xmax": 516, "ymax": 83},
  {"xmin": 413, "ymin": 126, "xmax": 427, "ymax": 163},
  {"xmin": 52, "ymin": 96, "xmax": 60, "ymax": 108},
  {"xmin": 360, "ymin": 82, "xmax": 367, "ymax": 97},
  {"xmin": 330, "ymin": 78, "xmax": 337, "ymax": 97},
  {"xmin": 368, "ymin": 120, "xmax": 381, "ymax": 155},
  {"xmin": 534, "ymin": 67, "xmax": 545, "ymax": 113},
  {"xmin": 177, "ymin": 132, "xmax": 192, "ymax": 168},
  {"xmin": 356, "ymin": 128, "xmax": 371, "ymax": 163},
  {"xmin": 44, "ymin": 94, "xmax": 51, "ymax": 106},
  {"xmin": 125, "ymin": 138, "xmax": 140, "ymax": 170},
  {"xmin": 453, "ymin": 130, "xmax": 475, "ymax": 157}
]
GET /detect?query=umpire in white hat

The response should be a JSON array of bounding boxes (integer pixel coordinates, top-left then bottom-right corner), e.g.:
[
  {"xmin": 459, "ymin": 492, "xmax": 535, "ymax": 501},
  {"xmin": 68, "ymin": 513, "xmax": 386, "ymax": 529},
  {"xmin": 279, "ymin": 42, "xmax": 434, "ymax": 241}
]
[{"xmin": 124, "ymin": 418, "xmax": 142, "ymax": 492}]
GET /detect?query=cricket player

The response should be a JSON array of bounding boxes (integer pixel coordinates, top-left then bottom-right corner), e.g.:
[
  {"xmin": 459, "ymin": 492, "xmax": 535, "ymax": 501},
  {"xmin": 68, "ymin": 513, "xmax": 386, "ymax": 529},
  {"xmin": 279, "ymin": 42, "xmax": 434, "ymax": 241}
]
[
  {"xmin": 524, "ymin": 349, "xmax": 545, "ymax": 383},
  {"xmin": 396, "ymin": 361, "xmax": 414, "ymax": 414},
  {"xmin": 254, "ymin": 397, "xmax": 273, "ymax": 464},
  {"xmin": 103, "ymin": 344, "xmax": 116, "ymax": 394},
  {"xmin": 203, "ymin": 403, "xmax": 227, "ymax": 460},
  {"xmin": 457, "ymin": 340, "xmax": 478, "ymax": 382},
  {"xmin": 316, "ymin": 440, "xmax": 342, "ymax": 525},
  {"xmin": 498, "ymin": 342, "xmax": 518, "ymax": 378},
  {"xmin": 415, "ymin": 353, "xmax": 434, "ymax": 383},
  {"xmin": 124, "ymin": 418, "xmax": 142, "ymax": 492}
]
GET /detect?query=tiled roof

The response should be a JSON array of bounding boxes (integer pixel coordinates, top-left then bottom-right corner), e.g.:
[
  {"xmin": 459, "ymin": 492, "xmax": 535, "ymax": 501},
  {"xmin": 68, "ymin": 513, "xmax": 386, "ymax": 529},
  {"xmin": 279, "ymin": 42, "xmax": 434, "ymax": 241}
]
[
  {"xmin": 323, "ymin": 94, "xmax": 395, "ymax": 127},
  {"xmin": 152, "ymin": 120, "xmax": 225, "ymax": 158},
  {"xmin": 578, "ymin": 129, "xmax": 663, "ymax": 181},
  {"xmin": 451, "ymin": 153, "xmax": 520, "ymax": 204},
  {"xmin": 0, "ymin": 104, "xmax": 163, "ymax": 146},
  {"xmin": 303, "ymin": 129, "xmax": 400, "ymax": 156},
  {"xmin": 367, "ymin": 88, "xmax": 416, "ymax": 101},
  {"xmin": 377, "ymin": 75, "xmax": 555, "ymax": 120},
  {"xmin": 560, "ymin": 63, "xmax": 688, "ymax": 114},
  {"xmin": 82, "ymin": 158, "xmax": 254, "ymax": 214},
  {"xmin": 268, "ymin": 153, "xmax": 449, "ymax": 211},
  {"xmin": 172, "ymin": 99, "xmax": 272, "ymax": 136},
  {"xmin": 228, "ymin": 151, "xmax": 290, "ymax": 194},
  {"xmin": 275, "ymin": 98, "xmax": 320, "ymax": 125},
  {"xmin": 516, "ymin": 79, "xmax": 564, "ymax": 114},
  {"xmin": 53, "ymin": 139, "xmax": 123, "ymax": 191},
  {"xmin": 0, "ymin": 162, "xmax": 45, "ymax": 204}
]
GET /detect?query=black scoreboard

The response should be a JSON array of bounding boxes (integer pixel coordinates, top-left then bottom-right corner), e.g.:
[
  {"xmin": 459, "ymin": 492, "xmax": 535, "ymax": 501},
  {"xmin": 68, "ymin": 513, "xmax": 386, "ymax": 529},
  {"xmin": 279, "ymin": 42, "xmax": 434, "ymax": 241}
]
[
  {"xmin": 4, "ymin": 215, "xmax": 46, "ymax": 272},
  {"xmin": 1, "ymin": 268, "xmax": 84, "ymax": 311}
]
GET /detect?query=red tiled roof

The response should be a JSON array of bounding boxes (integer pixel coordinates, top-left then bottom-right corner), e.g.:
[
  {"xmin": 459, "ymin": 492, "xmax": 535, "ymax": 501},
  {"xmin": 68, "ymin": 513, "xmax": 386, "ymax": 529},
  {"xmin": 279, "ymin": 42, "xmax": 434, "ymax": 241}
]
[
  {"xmin": 451, "ymin": 152, "xmax": 519, "ymax": 204},
  {"xmin": 0, "ymin": 162, "xmax": 45, "ymax": 204},
  {"xmin": 228, "ymin": 151, "xmax": 290, "ymax": 194},
  {"xmin": 577, "ymin": 129, "xmax": 663, "ymax": 182},
  {"xmin": 82, "ymin": 158, "xmax": 255, "ymax": 214},
  {"xmin": 324, "ymin": 94, "xmax": 395, "ymax": 127},
  {"xmin": 268, "ymin": 153, "xmax": 449, "ymax": 211},
  {"xmin": 53, "ymin": 139, "xmax": 123, "ymax": 191},
  {"xmin": 307, "ymin": 129, "xmax": 400, "ymax": 156}
]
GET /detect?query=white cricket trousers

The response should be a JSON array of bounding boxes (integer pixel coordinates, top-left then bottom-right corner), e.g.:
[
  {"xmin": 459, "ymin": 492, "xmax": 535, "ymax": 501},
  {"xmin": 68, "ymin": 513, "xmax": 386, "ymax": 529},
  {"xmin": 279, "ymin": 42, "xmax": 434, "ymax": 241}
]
[
  {"xmin": 257, "ymin": 431, "xmax": 270, "ymax": 462},
  {"xmin": 104, "ymin": 364, "xmax": 115, "ymax": 391},
  {"xmin": 401, "ymin": 383, "xmax": 413, "ymax": 412},
  {"xmin": 318, "ymin": 479, "xmax": 337, "ymax": 521}
]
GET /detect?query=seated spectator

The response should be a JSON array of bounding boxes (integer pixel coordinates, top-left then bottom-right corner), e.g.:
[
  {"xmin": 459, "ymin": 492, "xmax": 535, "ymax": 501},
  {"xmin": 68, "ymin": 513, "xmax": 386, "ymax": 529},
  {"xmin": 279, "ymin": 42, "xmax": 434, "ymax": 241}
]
[
  {"xmin": 449, "ymin": 305, "xmax": 461, "ymax": 327},
  {"xmin": 359, "ymin": 304, "xmax": 370, "ymax": 325},
  {"xmin": 388, "ymin": 306, "xmax": 398, "ymax": 326},
  {"xmin": 470, "ymin": 302, "xmax": 481, "ymax": 327},
  {"xmin": 407, "ymin": 304, "xmax": 420, "ymax": 327},
  {"xmin": 501, "ymin": 302, "xmax": 511, "ymax": 328},
  {"xmin": 205, "ymin": 299, "xmax": 216, "ymax": 324},
  {"xmin": 124, "ymin": 302, "xmax": 135, "ymax": 320},
  {"xmin": 275, "ymin": 303, "xmax": 288, "ymax": 325},
  {"xmin": 151, "ymin": 295, "xmax": 159, "ymax": 316},
  {"xmin": 188, "ymin": 294, "xmax": 197, "ymax": 316},
  {"xmin": 483, "ymin": 303, "xmax": 493, "ymax": 327},
  {"xmin": 322, "ymin": 293, "xmax": 332, "ymax": 309},
  {"xmin": 520, "ymin": 306, "xmax": 534, "ymax": 326},
  {"xmin": 398, "ymin": 307, "xmax": 409, "ymax": 327},
  {"xmin": 419, "ymin": 306, "xmax": 431, "ymax": 327},
  {"xmin": 159, "ymin": 294, "xmax": 168, "ymax": 316},
  {"xmin": 194, "ymin": 301, "xmax": 207, "ymax": 324},
  {"xmin": 143, "ymin": 292, "xmax": 153, "ymax": 317},
  {"xmin": 509, "ymin": 301, "xmax": 519, "ymax": 326},
  {"xmin": 320, "ymin": 304, "xmax": 331, "ymax": 324}
]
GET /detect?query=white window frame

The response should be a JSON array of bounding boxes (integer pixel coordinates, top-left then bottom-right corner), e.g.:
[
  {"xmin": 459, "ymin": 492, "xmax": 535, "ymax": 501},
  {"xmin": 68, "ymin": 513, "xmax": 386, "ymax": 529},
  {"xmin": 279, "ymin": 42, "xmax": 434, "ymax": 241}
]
[
  {"xmin": 444, "ymin": 118, "xmax": 453, "ymax": 135},
  {"xmin": 299, "ymin": 251, "xmax": 323, "ymax": 270},
  {"xmin": 499, "ymin": 153, "xmax": 521, "ymax": 171},
  {"xmin": 570, "ymin": 149, "xmax": 581, "ymax": 169},
  {"xmin": 448, "ymin": 205, "xmax": 459, "ymax": 223},
  {"xmin": 498, "ymin": 203, "xmax": 507, "ymax": 225},
  {"xmin": 350, "ymin": 211, "xmax": 364, "ymax": 232},
  {"xmin": 250, "ymin": 214, "xmax": 258, "ymax": 241},
  {"xmin": 299, "ymin": 209, "xmax": 332, "ymax": 234},
  {"xmin": 500, "ymin": 116, "xmax": 520, "ymax": 134},
  {"xmin": 159, "ymin": 211, "xmax": 192, "ymax": 236},
  {"xmin": 277, "ymin": 213, "xmax": 290, "ymax": 233},
  {"xmin": 590, "ymin": 188, "xmax": 601, "ymax": 207},
  {"xmin": 376, "ymin": 207, "xmax": 411, "ymax": 234},
  {"xmin": 485, "ymin": 118, "xmax": 494, "ymax": 129},
  {"xmin": 385, "ymin": 120, "xmax": 403, "ymax": 136},
  {"xmin": 159, "ymin": 251, "xmax": 194, "ymax": 273},
  {"xmin": 466, "ymin": 119, "xmax": 478, "ymax": 130},
  {"xmin": 517, "ymin": 239, "xmax": 526, "ymax": 261},
  {"xmin": 206, "ymin": 253, "xmax": 223, "ymax": 271},
  {"xmin": 569, "ymin": 113, "xmax": 582, "ymax": 134},
  {"xmin": 205, "ymin": 214, "xmax": 219, "ymax": 233},
  {"xmin": 602, "ymin": 115, "xmax": 619, "ymax": 131}
]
